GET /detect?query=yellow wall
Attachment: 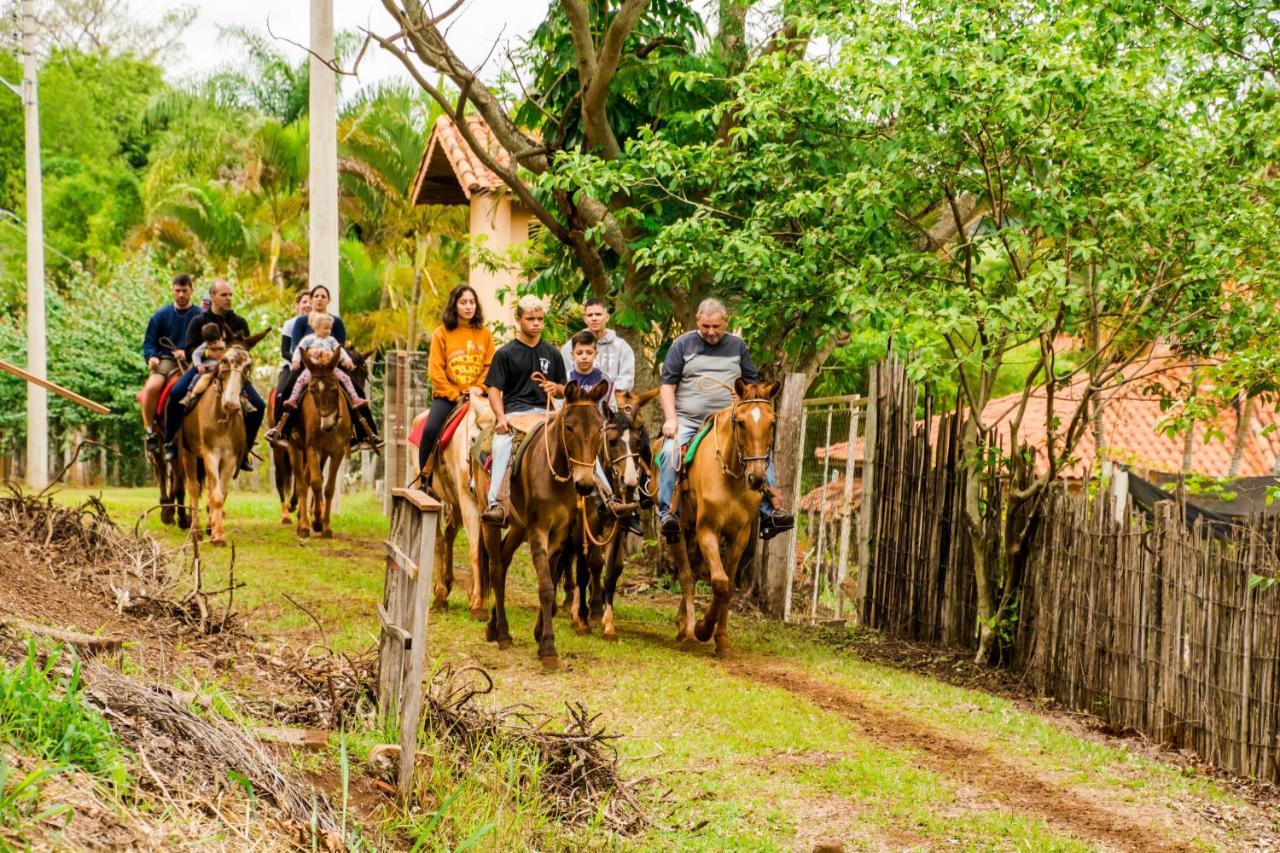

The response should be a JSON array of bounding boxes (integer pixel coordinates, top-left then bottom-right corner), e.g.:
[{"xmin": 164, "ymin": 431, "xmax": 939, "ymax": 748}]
[{"xmin": 468, "ymin": 191, "xmax": 532, "ymax": 333}]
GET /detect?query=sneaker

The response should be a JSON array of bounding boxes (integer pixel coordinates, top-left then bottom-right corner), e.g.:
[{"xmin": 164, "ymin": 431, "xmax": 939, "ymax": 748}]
[
  {"xmin": 481, "ymin": 502, "xmax": 507, "ymax": 526},
  {"xmin": 659, "ymin": 512, "xmax": 680, "ymax": 540},
  {"xmin": 145, "ymin": 429, "xmax": 163, "ymax": 452},
  {"xmin": 239, "ymin": 458, "xmax": 255, "ymax": 473},
  {"xmin": 759, "ymin": 508, "xmax": 795, "ymax": 541},
  {"xmin": 625, "ymin": 515, "xmax": 644, "ymax": 538}
]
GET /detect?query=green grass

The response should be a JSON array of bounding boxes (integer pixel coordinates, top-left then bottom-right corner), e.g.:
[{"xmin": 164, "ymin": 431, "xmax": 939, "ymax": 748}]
[{"xmin": 47, "ymin": 487, "xmax": 1256, "ymax": 850}]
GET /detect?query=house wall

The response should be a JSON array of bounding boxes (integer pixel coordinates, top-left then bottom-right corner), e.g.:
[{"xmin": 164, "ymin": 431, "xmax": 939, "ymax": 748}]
[{"xmin": 468, "ymin": 191, "xmax": 532, "ymax": 332}]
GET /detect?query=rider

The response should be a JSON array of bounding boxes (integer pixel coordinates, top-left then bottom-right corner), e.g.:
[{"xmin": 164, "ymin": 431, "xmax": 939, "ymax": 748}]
[
  {"xmin": 656, "ymin": 297, "xmax": 795, "ymax": 541},
  {"xmin": 141, "ymin": 273, "xmax": 198, "ymax": 451},
  {"xmin": 277, "ymin": 288, "xmax": 312, "ymax": 397},
  {"xmin": 480, "ymin": 295, "xmax": 566, "ymax": 526},
  {"xmin": 177, "ymin": 323, "xmax": 228, "ymax": 407},
  {"xmin": 163, "ymin": 279, "xmax": 266, "ymax": 473},
  {"xmin": 559, "ymin": 298, "xmax": 635, "ymax": 392},
  {"xmin": 417, "ymin": 284, "xmax": 495, "ymax": 486}
]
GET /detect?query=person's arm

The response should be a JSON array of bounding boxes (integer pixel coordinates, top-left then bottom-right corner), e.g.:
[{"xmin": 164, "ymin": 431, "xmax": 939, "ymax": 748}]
[
  {"xmin": 659, "ymin": 336, "xmax": 685, "ymax": 438},
  {"xmin": 338, "ymin": 346, "xmax": 354, "ymax": 370},
  {"xmin": 616, "ymin": 339, "xmax": 636, "ymax": 393},
  {"xmin": 334, "ymin": 316, "xmax": 347, "ymax": 346},
  {"xmin": 659, "ymin": 385, "xmax": 679, "ymax": 437},
  {"xmin": 280, "ymin": 327, "xmax": 292, "ymax": 362},
  {"xmin": 484, "ymin": 351, "xmax": 510, "ymax": 432},
  {"xmin": 428, "ymin": 330, "xmax": 458, "ymax": 400},
  {"xmin": 291, "ymin": 336, "xmax": 308, "ymax": 369},
  {"xmin": 143, "ymin": 311, "xmax": 161, "ymax": 365}
]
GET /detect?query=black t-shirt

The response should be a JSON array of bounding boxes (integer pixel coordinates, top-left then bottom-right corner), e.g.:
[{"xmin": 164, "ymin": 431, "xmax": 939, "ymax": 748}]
[
  {"xmin": 182, "ymin": 309, "xmax": 251, "ymax": 353},
  {"xmin": 484, "ymin": 338, "xmax": 566, "ymax": 413}
]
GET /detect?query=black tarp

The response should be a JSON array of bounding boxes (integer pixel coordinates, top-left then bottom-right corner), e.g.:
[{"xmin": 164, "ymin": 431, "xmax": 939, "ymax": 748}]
[{"xmin": 1126, "ymin": 471, "xmax": 1280, "ymax": 539}]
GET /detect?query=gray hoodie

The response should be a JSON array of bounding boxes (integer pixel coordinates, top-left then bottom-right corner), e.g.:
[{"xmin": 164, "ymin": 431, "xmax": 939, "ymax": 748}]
[{"xmin": 560, "ymin": 328, "xmax": 635, "ymax": 392}]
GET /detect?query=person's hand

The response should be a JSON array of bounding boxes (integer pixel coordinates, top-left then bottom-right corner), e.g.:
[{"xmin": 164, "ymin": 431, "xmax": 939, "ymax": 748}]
[
  {"xmin": 495, "ymin": 416, "xmax": 511, "ymax": 435},
  {"xmin": 662, "ymin": 417, "xmax": 678, "ymax": 439},
  {"xmin": 540, "ymin": 380, "xmax": 565, "ymax": 398},
  {"xmin": 147, "ymin": 356, "xmax": 160, "ymax": 371},
  {"xmin": 173, "ymin": 349, "xmax": 185, "ymax": 362}
]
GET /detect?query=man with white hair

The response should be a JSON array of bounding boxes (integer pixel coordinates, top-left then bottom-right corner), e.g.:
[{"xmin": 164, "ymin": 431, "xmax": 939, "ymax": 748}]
[
  {"xmin": 481, "ymin": 295, "xmax": 567, "ymax": 525},
  {"xmin": 657, "ymin": 298, "xmax": 794, "ymax": 540}
]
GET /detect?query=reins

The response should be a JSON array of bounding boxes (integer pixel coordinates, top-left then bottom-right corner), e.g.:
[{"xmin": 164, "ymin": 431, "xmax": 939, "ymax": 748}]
[
  {"xmin": 530, "ymin": 372, "xmax": 602, "ymax": 484},
  {"xmin": 713, "ymin": 398, "xmax": 774, "ymax": 479}
]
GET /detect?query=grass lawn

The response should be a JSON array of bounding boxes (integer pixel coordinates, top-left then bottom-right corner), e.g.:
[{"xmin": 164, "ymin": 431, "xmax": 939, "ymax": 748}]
[{"xmin": 49, "ymin": 486, "xmax": 1269, "ymax": 851}]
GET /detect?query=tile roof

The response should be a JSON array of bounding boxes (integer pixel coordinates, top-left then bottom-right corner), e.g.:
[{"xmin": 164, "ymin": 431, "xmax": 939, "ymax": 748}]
[
  {"xmin": 814, "ymin": 349, "xmax": 1280, "ymax": 480},
  {"xmin": 410, "ymin": 115, "xmax": 512, "ymax": 206}
]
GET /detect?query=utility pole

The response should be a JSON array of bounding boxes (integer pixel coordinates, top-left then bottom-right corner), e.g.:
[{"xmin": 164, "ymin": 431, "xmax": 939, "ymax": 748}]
[
  {"xmin": 22, "ymin": 0, "xmax": 47, "ymax": 489},
  {"xmin": 309, "ymin": 0, "xmax": 339, "ymax": 313}
]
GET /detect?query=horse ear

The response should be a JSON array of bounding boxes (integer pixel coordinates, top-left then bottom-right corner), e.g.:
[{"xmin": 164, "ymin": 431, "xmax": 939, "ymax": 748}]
[
  {"xmin": 564, "ymin": 380, "xmax": 582, "ymax": 402},
  {"xmin": 734, "ymin": 377, "xmax": 747, "ymax": 398},
  {"xmin": 243, "ymin": 328, "xmax": 271, "ymax": 350},
  {"xmin": 762, "ymin": 381, "xmax": 782, "ymax": 400},
  {"xmin": 361, "ymin": 349, "xmax": 376, "ymax": 363},
  {"xmin": 588, "ymin": 380, "xmax": 610, "ymax": 403},
  {"xmin": 634, "ymin": 387, "xmax": 660, "ymax": 406}
]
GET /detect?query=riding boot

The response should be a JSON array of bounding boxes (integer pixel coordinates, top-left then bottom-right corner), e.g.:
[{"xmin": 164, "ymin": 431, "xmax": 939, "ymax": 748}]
[
  {"xmin": 266, "ymin": 405, "xmax": 296, "ymax": 448},
  {"xmin": 357, "ymin": 405, "xmax": 383, "ymax": 450}
]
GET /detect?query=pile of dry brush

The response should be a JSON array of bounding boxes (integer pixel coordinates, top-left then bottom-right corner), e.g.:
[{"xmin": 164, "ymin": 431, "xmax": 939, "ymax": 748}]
[
  {"xmin": 0, "ymin": 486, "xmax": 238, "ymax": 634},
  {"xmin": 425, "ymin": 664, "xmax": 649, "ymax": 836}
]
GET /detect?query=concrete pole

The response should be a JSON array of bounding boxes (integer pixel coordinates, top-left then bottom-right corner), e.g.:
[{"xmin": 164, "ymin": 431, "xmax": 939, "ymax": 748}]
[
  {"xmin": 309, "ymin": 0, "xmax": 339, "ymax": 313},
  {"xmin": 22, "ymin": 0, "xmax": 47, "ymax": 490}
]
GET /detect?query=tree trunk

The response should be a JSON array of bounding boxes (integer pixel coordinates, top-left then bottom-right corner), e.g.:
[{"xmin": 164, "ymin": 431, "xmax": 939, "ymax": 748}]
[
  {"xmin": 1229, "ymin": 393, "xmax": 1253, "ymax": 478},
  {"xmin": 717, "ymin": 0, "xmax": 748, "ymax": 69},
  {"xmin": 759, "ymin": 372, "xmax": 807, "ymax": 616},
  {"xmin": 961, "ymin": 413, "xmax": 998, "ymax": 663}
]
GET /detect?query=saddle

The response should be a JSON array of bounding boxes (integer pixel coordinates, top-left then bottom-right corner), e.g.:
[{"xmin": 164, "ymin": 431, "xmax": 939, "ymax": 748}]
[
  {"xmin": 153, "ymin": 374, "xmax": 181, "ymax": 430},
  {"xmin": 655, "ymin": 418, "xmax": 714, "ymax": 473},
  {"xmin": 408, "ymin": 401, "xmax": 471, "ymax": 451}
]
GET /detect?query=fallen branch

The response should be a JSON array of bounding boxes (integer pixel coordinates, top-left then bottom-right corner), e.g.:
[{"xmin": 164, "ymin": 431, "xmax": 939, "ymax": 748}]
[{"xmin": 0, "ymin": 614, "xmax": 122, "ymax": 654}]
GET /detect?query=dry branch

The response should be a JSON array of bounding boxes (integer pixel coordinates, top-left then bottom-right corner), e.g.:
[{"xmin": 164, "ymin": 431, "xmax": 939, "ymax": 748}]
[{"xmin": 0, "ymin": 615, "xmax": 122, "ymax": 654}]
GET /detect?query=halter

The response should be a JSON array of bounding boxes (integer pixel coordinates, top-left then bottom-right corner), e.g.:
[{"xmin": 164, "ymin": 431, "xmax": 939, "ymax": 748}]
[
  {"xmin": 541, "ymin": 400, "xmax": 604, "ymax": 484},
  {"xmin": 211, "ymin": 346, "xmax": 253, "ymax": 424}
]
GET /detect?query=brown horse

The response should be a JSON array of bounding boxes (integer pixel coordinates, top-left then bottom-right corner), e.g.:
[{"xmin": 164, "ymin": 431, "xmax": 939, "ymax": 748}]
[
  {"xmin": 273, "ymin": 349, "xmax": 371, "ymax": 525},
  {"xmin": 178, "ymin": 330, "xmax": 269, "ymax": 545},
  {"xmin": 480, "ymin": 380, "xmax": 611, "ymax": 668},
  {"xmin": 558, "ymin": 387, "xmax": 659, "ymax": 640},
  {"xmin": 290, "ymin": 349, "xmax": 351, "ymax": 539},
  {"xmin": 428, "ymin": 387, "xmax": 496, "ymax": 619},
  {"xmin": 147, "ymin": 393, "xmax": 188, "ymax": 529},
  {"xmin": 666, "ymin": 379, "xmax": 781, "ymax": 657}
]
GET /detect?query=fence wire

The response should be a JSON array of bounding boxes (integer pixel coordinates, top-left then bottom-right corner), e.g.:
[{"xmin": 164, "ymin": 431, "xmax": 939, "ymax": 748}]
[{"xmin": 783, "ymin": 397, "xmax": 864, "ymax": 623}]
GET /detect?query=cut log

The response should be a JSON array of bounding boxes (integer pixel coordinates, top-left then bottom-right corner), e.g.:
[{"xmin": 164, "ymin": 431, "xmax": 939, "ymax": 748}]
[
  {"xmin": 254, "ymin": 727, "xmax": 332, "ymax": 750},
  {"xmin": 0, "ymin": 614, "xmax": 123, "ymax": 654}
]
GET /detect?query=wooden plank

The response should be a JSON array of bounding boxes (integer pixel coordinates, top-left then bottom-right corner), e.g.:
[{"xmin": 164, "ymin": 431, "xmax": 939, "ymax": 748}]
[
  {"xmin": 384, "ymin": 539, "xmax": 420, "ymax": 581},
  {"xmin": 0, "ymin": 359, "xmax": 110, "ymax": 414},
  {"xmin": 398, "ymin": 503, "xmax": 438, "ymax": 805},
  {"xmin": 391, "ymin": 487, "xmax": 442, "ymax": 513}
]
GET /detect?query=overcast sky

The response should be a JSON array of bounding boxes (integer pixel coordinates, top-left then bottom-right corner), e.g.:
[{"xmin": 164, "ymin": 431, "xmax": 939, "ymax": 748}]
[{"xmin": 135, "ymin": 0, "xmax": 551, "ymax": 91}]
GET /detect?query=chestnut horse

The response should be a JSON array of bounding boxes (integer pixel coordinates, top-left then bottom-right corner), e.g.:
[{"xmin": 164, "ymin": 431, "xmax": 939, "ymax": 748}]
[
  {"xmin": 559, "ymin": 387, "xmax": 658, "ymax": 640},
  {"xmin": 290, "ymin": 349, "xmax": 351, "ymax": 539},
  {"xmin": 427, "ymin": 387, "xmax": 496, "ymax": 619},
  {"xmin": 178, "ymin": 330, "xmax": 270, "ymax": 545},
  {"xmin": 666, "ymin": 379, "xmax": 781, "ymax": 657},
  {"xmin": 480, "ymin": 380, "xmax": 611, "ymax": 669}
]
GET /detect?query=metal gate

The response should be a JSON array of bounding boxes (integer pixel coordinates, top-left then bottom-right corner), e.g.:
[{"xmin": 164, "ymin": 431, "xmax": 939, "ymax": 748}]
[{"xmin": 782, "ymin": 395, "xmax": 867, "ymax": 623}]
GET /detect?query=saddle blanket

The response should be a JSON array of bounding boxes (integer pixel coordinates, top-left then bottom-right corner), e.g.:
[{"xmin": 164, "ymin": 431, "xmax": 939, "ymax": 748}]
[
  {"xmin": 655, "ymin": 420, "xmax": 713, "ymax": 471},
  {"xmin": 408, "ymin": 402, "xmax": 471, "ymax": 450}
]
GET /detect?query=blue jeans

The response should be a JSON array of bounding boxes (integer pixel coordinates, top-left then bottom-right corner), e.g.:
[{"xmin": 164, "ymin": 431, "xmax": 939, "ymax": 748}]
[
  {"xmin": 658, "ymin": 422, "xmax": 778, "ymax": 517},
  {"xmin": 486, "ymin": 409, "xmax": 541, "ymax": 506}
]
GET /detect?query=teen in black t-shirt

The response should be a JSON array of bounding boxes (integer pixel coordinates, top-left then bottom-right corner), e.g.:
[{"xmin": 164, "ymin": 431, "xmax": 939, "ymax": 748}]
[{"xmin": 484, "ymin": 337, "xmax": 566, "ymax": 414}]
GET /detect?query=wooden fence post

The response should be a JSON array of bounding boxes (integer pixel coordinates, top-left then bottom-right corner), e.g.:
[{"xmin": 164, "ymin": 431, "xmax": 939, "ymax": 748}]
[
  {"xmin": 855, "ymin": 362, "xmax": 879, "ymax": 623},
  {"xmin": 763, "ymin": 372, "xmax": 808, "ymax": 617},
  {"xmin": 376, "ymin": 486, "xmax": 440, "ymax": 806}
]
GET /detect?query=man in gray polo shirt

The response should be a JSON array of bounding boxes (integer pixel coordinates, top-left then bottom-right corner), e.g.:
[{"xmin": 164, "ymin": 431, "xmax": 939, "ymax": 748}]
[{"xmin": 657, "ymin": 298, "xmax": 794, "ymax": 540}]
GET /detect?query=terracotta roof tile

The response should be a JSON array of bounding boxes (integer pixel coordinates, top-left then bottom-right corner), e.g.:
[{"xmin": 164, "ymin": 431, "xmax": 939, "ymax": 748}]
[{"xmin": 411, "ymin": 115, "xmax": 511, "ymax": 205}]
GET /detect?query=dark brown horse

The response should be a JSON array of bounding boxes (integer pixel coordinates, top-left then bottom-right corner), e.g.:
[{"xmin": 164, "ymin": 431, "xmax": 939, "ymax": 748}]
[
  {"xmin": 558, "ymin": 387, "xmax": 658, "ymax": 640},
  {"xmin": 480, "ymin": 380, "xmax": 611, "ymax": 669},
  {"xmin": 666, "ymin": 379, "xmax": 780, "ymax": 657},
  {"xmin": 289, "ymin": 349, "xmax": 352, "ymax": 539},
  {"xmin": 147, "ymin": 393, "xmax": 188, "ymax": 529}
]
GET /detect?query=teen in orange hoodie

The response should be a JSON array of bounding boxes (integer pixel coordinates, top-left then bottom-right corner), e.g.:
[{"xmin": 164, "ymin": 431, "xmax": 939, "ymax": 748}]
[{"xmin": 418, "ymin": 285, "xmax": 495, "ymax": 480}]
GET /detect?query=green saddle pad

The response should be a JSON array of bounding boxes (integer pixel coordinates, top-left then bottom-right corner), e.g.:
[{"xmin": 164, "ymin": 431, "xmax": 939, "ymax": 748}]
[{"xmin": 656, "ymin": 420, "xmax": 713, "ymax": 470}]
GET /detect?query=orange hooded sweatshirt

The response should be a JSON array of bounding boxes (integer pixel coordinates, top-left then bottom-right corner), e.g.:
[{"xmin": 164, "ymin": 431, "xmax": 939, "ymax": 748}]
[{"xmin": 428, "ymin": 324, "xmax": 494, "ymax": 401}]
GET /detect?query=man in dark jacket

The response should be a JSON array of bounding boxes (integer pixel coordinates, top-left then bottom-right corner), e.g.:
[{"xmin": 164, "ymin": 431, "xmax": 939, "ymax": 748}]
[
  {"xmin": 164, "ymin": 279, "xmax": 266, "ymax": 472},
  {"xmin": 140, "ymin": 273, "xmax": 197, "ymax": 449}
]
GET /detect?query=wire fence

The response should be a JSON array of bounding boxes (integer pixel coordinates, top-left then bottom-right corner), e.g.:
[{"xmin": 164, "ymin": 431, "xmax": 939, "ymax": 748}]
[
  {"xmin": 381, "ymin": 351, "xmax": 432, "ymax": 513},
  {"xmin": 782, "ymin": 396, "xmax": 865, "ymax": 623}
]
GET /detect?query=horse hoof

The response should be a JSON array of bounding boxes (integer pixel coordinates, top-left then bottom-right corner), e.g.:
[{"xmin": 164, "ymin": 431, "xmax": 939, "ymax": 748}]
[
  {"xmin": 431, "ymin": 598, "xmax": 448, "ymax": 613},
  {"xmin": 694, "ymin": 620, "xmax": 715, "ymax": 643},
  {"xmin": 603, "ymin": 631, "xmax": 619, "ymax": 643},
  {"xmin": 279, "ymin": 516, "xmax": 291, "ymax": 525},
  {"xmin": 715, "ymin": 640, "xmax": 732, "ymax": 659},
  {"xmin": 497, "ymin": 638, "xmax": 513, "ymax": 651},
  {"xmin": 312, "ymin": 521, "xmax": 323, "ymax": 534},
  {"xmin": 320, "ymin": 529, "xmax": 334, "ymax": 539},
  {"xmin": 177, "ymin": 515, "xmax": 191, "ymax": 531},
  {"xmin": 470, "ymin": 607, "xmax": 487, "ymax": 622},
  {"xmin": 211, "ymin": 538, "xmax": 227, "ymax": 548},
  {"xmin": 160, "ymin": 508, "xmax": 175, "ymax": 526},
  {"xmin": 297, "ymin": 529, "xmax": 311, "ymax": 539},
  {"xmin": 540, "ymin": 655, "xmax": 560, "ymax": 671},
  {"xmin": 573, "ymin": 623, "xmax": 590, "ymax": 636}
]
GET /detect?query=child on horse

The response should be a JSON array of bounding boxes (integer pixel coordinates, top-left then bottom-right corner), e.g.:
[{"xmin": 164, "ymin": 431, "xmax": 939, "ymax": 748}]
[
  {"xmin": 177, "ymin": 323, "xmax": 227, "ymax": 408},
  {"xmin": 266, "ymin": 312, "xmax": 381, "ymax": 449}
]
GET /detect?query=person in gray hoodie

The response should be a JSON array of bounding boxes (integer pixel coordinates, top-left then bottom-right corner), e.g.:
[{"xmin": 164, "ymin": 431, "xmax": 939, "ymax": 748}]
[{"xmin": 560, "ymin": 298, "xmax": 635, "ymax": 392}]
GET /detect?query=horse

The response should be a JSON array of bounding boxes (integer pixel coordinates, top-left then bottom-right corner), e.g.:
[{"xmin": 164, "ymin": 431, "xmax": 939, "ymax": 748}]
[
  {"xmin": 426, "ymin": 387, "xmax": 496, "ymax": 619},
  {"xmin": 273, "ymin": 349, "xmax": 372, "ymax": 525},
  {"xmin": 479, "ymin": 380, "xmax": 611, "ymax": 669},
  {"xmin": 558, "ymin": 387, "xmax": 658, "ymax": 640},
  {"xmin": 146, "ymin": 385, "xmax": 188, "ymax": 529},
  {"xmin": 665, "ymin": 378, "xmax": 781, "ymax": 657},
  {"xmin": 177, "ymin": 330, "xmax": 270, "ymax": 545},
  {"xmin": 290, "ymin": 349, "xmax": 352, "ymax": 539}
]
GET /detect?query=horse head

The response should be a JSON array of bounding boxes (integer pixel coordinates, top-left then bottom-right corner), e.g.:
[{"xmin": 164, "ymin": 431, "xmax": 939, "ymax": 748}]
[
  {"xmin": 562, "ymin": 380, "xmax": 611, "ymax": 495},
  {"xmin": 218, "ymin": 328, "xmax": 269, "ymax": 415},
  {"xmin": 346, "ymin": 347, "xmax": 375, "ymax": 396},
  {"xmin": 301, "ymin": 349, "xmax": 343, "ymax": 433},
  {"xmin": 732, "ymin": 377, "xmax": 781, "ymax": 491}
]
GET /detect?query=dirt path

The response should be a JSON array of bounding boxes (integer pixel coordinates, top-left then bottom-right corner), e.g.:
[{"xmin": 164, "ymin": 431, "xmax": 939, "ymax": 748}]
[{"xmin": 723, "ymin": 652, "xmax": 1194, "ymax": 852}]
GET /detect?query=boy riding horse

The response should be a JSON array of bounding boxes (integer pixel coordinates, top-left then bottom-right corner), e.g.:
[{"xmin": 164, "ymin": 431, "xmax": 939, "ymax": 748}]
[{"xmin": 657, "ymin": 297, "xmax": 794, "ymax": 541}]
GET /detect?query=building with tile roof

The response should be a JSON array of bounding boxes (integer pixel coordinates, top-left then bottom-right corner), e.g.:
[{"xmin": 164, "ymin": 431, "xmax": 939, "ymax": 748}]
[{"xmin": 410, "ymin": 115, "xmax": 535, "ymax": 324}]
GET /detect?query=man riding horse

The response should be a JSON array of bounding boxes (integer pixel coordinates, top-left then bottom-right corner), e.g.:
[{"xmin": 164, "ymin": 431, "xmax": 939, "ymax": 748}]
[
  {"xmin": 162, "ymin": 279, "xmax": 266, "ymax": 474},
  {"xmin": 141, "ymin": 273, "xmax": 198, "ymax": 452},
  {"xmin": 657, "ymin": 298, "xmax": 794, "ymax": 540}
]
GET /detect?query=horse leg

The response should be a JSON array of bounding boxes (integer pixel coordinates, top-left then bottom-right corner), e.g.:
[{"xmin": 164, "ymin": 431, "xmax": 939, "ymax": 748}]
[
  {"xmin": 694, "ymin": 525, "xmax": 732, "ymax": 650},
  {"xmin": 172, "ymin": 460, "xmax": 189, "ymax": 530},
  {"xmin": 274, "ymin": 447, "xmax": 292, "ymax": 524},
  {"xmin": 484, "ymin": 523, "xmax": 518, "ymax": 648},
  {"xmin": 154, "ymin": 451, "xmax": 174, "ymax": 526},
  {"xmin": 601, "ymin": 536, "xmax": 625, "ymax": 642},
  {"xmin": 432, "ymin": 522, "xmax": 456, "ymax": 611},
  {"xmin": 571, "ymin": 548, "xmax": 590, "ymax": 636},
  {"xmin": 669, "ymin": 536, "xmax": 698, "ymax": 643},
  {"xmin": 528, "ymin": 528, "xmax": 560, "ymax": 668},
  {"xmin": 561, "ymin": 548, "xmax": 575, "ymax": 611},
  {"xmin": 463, "ymin": 503, "xmax": 488, "ymax": 620},
  {"xmin": 181, "ymin": 449, "xmax": 201, "ymax": 542},
  {"xmin": 207, "ymin": 451, "xmax": 233, "ymax": 546},
  {"xmin": 589, "ymin": 550, "xmax": 605, "ymax": 621},
  {"xmin": 307, "ymin": 449, "xmax": 324, "ymax": 535},
  {"xmin": 709, "ymin": 523, "xmax": 754, "ymax": 658},
  {"xmin": 293, "ymin": 448, "xmax": 311, "ymax": 538},
  {"xmin": 320, "ymin": 452, "xmax": 339, "ymax": 538}
]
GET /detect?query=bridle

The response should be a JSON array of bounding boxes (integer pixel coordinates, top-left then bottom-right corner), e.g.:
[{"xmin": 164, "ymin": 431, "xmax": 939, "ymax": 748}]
[
  {"xmin": 211, "ymin": 345, "xmax": 253, "ymax": 424},
  {"xmin": 542, "ymin": 400, "xmax": 604, "ymax": 484},
  {"xmin": 713, "ymin": 397, "xmax": 775, "ymax": 481},
  {"xmin": 308, "ymin": 370, "xmax": 345, "ymax": 431}
]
